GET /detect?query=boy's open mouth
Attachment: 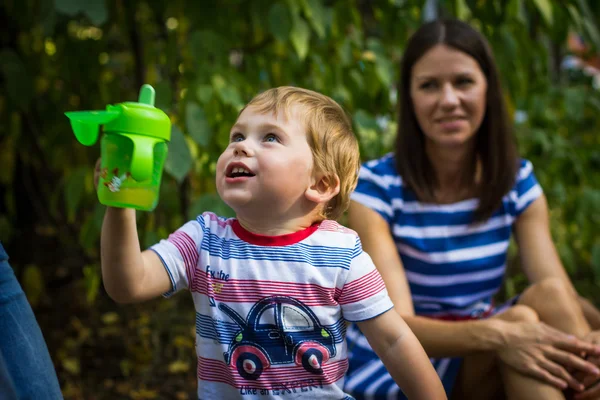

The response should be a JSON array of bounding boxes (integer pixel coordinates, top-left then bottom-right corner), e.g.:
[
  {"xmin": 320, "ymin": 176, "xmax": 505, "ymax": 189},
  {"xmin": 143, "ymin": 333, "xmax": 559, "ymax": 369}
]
[{"xmin": 226, "ymin": 163, "xmax": 256, "ymax": 178}]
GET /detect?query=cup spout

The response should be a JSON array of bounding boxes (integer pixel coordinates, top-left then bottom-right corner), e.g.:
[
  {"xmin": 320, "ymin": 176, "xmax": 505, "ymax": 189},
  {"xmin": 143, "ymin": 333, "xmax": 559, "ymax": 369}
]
[{"xmin": 65, "ymin": 110, "xmax": 120, "ymax": 146}]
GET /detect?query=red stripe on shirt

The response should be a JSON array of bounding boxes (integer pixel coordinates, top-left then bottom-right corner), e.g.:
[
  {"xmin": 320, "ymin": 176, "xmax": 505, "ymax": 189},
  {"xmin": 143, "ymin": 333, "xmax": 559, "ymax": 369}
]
[
  {"xmin": 189, "ymin": 276, "xmax": 338, "ymax": 306},
  {"xmin": 337, "ymin": 269, "xmax": 387, "ymax": 305},
  {"xmin": 167, "ymin": 231, "xmax": 198, "ymax": 285},
  {"xmin": 197, "ymin": 356, "xmax": 348, "ymax": 389}
]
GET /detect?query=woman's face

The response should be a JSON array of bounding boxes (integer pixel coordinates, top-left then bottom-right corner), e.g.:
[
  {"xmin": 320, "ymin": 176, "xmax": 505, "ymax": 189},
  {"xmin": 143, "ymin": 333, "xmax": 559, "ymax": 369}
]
[{"xmin": 410, "ymin": 44, "xmax": 488, "ymax": 150}]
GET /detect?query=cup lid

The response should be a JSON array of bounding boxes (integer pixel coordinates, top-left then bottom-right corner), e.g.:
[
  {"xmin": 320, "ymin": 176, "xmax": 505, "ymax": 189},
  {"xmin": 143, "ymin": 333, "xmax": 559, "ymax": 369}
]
[
  {"xmin": 104, "ymin": 85, "xmax": 171, "ymax": 141},
  {"xmin": 65, "ymin": 84, "xmax": 171, "ymax": 145}
]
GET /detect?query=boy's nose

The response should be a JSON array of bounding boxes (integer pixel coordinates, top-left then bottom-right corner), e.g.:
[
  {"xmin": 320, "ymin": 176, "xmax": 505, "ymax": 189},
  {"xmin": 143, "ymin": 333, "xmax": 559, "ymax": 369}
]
[{"xmin": 233, "ymin": 141, "xmax": 253, "ymax": 157}]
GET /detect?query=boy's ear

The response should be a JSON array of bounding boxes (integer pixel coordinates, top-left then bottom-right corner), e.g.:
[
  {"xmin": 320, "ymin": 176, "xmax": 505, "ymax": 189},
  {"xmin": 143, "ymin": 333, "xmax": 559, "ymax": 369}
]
[{"xmin": 305, "ymin": 173, "xmax": 340, "ymax": 205}]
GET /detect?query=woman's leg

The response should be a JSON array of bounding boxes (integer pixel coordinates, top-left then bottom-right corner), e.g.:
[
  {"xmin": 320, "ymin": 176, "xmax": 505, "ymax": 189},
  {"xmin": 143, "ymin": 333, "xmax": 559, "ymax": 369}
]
[
  {"xmin": 519, "ymin": 277, "xmax": 590, "ymax": 338},
  {"xmin": 0, "ymin": 243, "xmax": 63, "ymax": 399},
  {"xmin": 499, "ymin": 277, "xmax": 592, "ymax": 400},
  {"xmin": 451, "ymin": 305, "xmax": 539, "ymax": 400}
]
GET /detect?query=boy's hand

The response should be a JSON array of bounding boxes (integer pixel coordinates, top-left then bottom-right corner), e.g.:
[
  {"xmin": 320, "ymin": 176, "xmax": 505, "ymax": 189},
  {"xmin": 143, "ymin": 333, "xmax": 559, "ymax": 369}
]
[{"xmin": 94, "ymin": 158, "xmax": 102, "ymax": 189}]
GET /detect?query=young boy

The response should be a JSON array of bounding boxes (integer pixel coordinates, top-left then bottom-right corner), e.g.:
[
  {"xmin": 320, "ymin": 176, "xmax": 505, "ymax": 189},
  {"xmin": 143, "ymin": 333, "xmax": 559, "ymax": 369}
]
[{"xmin": 98, "ymin": 86, "xmax": 446, "ymax": 399}]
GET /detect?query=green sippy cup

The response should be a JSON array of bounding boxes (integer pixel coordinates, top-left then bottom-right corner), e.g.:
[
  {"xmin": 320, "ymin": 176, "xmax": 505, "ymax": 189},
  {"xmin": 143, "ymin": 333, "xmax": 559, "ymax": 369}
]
[{"xmin": 65, "ymin": 84, "xmax": 171, "ymax": 211}]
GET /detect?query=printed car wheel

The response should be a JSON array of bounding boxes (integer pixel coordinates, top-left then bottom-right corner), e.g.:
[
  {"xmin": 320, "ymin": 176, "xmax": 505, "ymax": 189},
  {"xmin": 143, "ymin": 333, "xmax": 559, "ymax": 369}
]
[
  {"xmin": 301, "ymin": 348, "xmax": 324, "ymax": 374},
  {"xmin": 236, "ymin": 352, "xmax": 264, "ymax": 380}
]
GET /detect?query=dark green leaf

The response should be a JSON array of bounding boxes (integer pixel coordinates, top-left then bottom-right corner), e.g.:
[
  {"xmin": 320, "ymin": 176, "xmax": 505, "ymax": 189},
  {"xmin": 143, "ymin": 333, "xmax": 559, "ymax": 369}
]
[
  {"xmin": 0, "ymin": 50, "xmax": 33, "ymax": 110},
  {"xmin": 186, "ymin": 102, "xmax": 212, "ymax": 147},
  {"xmin": 54, "ymin": 0, "xmax": 108, "ymax": 25},
  {"xmin": 164, "ymin": 125, "xmax": 193, "ymax": 183},
  {"xmin": 65, "ymin": 168, "xmax": 88, "ymax": 223},
  {"xmin": 188, "ymin": 193, "xmax": 235, "ymax": 219},
  {"xmin": 268, "ymin": 3, "xmax": 293, "ymax": 42}
]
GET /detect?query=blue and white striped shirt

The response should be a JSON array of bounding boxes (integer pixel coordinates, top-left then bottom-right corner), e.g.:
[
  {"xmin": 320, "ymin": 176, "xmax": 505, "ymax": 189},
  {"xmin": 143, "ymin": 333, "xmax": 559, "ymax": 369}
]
[{"xmin": 350, "ymin": 153, "xmax": 543, "ymax": 317}]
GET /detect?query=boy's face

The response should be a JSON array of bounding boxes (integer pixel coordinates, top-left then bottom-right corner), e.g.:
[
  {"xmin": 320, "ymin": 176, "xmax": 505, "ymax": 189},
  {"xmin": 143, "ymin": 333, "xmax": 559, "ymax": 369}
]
[{"xmin": 216, "ymin": 105, "xmax": 315, "ymax": 218}]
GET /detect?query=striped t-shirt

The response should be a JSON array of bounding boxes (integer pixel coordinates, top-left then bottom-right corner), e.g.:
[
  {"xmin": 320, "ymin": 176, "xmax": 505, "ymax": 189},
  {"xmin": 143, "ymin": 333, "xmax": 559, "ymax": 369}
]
[
  {"xmin": 350, "ymin": 154, "xmax": 543, "ymax": 317},
  {"xmin": 151, "ymin": 212, "xmax": 393, "ymax": 399}
]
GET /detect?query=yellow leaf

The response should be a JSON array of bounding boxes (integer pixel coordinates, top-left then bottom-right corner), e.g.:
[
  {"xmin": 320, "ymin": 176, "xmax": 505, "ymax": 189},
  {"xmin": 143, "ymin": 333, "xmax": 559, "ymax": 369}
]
[
  {"xmin": 168, "ymin": 360, "xmax": 191, "ymax": 374},
  {"xmin": 102, "ymin": 312, "xmax": 120, "ymax": 325},
  {"xmin": 22, "ymin": 264, "xmax": 44, "ymax": 307},
  {"xmin": 174, "ymin": 335, "xmax": 194, "ymax": 349},
  {"xmin": 62, "ymin": 357, "xmax": 80, "ymax": 375},
  {"xmin": 131, "ymin": 388, "xmax": 159, "ymax": 399},
  {"xmin": 361, "ymin": 50, "xmax": 376, "ymax": 62}
]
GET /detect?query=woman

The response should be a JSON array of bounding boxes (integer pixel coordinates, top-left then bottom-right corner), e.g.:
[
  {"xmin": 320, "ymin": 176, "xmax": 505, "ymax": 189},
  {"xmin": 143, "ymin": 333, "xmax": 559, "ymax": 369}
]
[
  {"xmin": 0, "ymin": 242, "xmax": 63, "ymax": 399},
  {"xmin": 344, "ymin": 19, "xmax": 600, "ymax": 400}
]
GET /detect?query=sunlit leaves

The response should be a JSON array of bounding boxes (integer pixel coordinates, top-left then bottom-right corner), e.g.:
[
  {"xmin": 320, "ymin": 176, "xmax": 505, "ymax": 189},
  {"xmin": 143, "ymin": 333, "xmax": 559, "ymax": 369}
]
[
  {"xmin": 290, "ymin": 18, "xmax": 311, "ymax": 60},
  {"xmin": 532, "ymin": 0, "xmax": 553, "ymax": 25}
]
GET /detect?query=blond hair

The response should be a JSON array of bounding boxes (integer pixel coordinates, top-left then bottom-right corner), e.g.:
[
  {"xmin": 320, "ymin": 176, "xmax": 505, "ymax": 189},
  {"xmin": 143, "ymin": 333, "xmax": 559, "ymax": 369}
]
[{"xmin": 243, "ymin": 86, "xmax": 360, "ymax": 221}]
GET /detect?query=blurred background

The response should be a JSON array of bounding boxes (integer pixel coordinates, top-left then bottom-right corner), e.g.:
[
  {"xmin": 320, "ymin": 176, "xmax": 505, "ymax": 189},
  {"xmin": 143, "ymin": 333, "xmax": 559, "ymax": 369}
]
[{"xmin": 1, "ymin": 0, "xmax": 600, "ymax": 398}]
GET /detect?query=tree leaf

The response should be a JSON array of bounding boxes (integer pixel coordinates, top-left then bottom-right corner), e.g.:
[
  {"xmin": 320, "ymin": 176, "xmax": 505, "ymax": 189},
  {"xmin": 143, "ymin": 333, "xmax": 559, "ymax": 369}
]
[
  {"xmin": 65, "ymin": 167, "xmax": 87, "ymax": 223},
  {"xmin": 196, "ymin": 84, "xmax": 213, "ymax": 104},
  {"xmin": 532, "ymin": 0, "xmax": 553, "ymax": 25},
  {"xmin": 22, "ymin": 265, "xmax": 44, "ymax": 307},
  {"xmin": 302, "ymin": 0, "xmax": 327, "ymax": 38},
  {"xmin": 54, "ymin": 0, "xmax": 108, "ymax": 25},
  {"xmin": 592, "ymin": 243, "xmax": 600, "ymax": 281},
  {"xmin": 154, "ymin": 80, "xmax": 172, "ymax": 112},
  {"xmin": 188, "ymin": 193, "xmax": 235, "ymax": 219},
  {"xmin": 268, "ymin": 3, "xmax": 292, "ymax": 42},
  {"xmin": 164, "ymin": 125, "xmax": 193, "ymax": 183},
  {"xmin": 185, "ymin": 102, "xmax": 212, "ymax": 147},
  {"xmin": 83, "ymin": 264, "xmax": 101, "ymax": 305},
  {"xmin": 455, "ymin": 0, "xmax": 472, "ymax": 20},
  {"xmin": 290, "ymin": 18, "xmax": 310, "ymax": 60},
  {"xmin": 0, "ymin": 50, "xmax": 33, "ymax": 110}
]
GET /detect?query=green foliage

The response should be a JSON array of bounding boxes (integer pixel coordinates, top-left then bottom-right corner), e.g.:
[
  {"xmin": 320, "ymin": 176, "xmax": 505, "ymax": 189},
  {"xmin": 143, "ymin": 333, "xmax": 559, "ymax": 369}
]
[{"xmin": 1, "ymin": 0, "xmax": 600, "ymax": 397}]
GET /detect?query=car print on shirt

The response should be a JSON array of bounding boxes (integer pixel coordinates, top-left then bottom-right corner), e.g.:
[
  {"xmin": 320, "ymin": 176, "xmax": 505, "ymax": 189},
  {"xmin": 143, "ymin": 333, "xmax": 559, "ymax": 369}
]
[{"xmin": 219, "ymin": 296, "xmax": 336, "ymax": 380}]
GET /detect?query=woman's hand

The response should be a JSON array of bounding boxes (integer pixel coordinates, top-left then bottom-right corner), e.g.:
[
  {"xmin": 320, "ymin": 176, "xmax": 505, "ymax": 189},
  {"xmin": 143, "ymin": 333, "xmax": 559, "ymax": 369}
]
[
  {"xmin": 497, "ymin": 320, "xmax": 600, "ymax": 391},
  {"xmin": 573, "ymin": 330, "xmax": 600, "ymax": 399}
]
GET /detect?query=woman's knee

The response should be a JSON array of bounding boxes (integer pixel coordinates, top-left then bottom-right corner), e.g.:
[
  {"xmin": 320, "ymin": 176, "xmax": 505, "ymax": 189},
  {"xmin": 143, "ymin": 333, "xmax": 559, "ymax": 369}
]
[
  {"xmin": 497, "ymin": 304, "xmax": 539, "ymax": 323},
  {"xmin": 519, "ymin": 277, "xmax": 575, "ymax": 310}
]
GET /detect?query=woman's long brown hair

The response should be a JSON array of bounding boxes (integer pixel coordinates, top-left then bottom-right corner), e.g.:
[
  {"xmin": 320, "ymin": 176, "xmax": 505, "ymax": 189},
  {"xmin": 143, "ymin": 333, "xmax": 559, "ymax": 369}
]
[{"xmin": 396, "ymin": 19, "xmax": 519, "ymax": 223}]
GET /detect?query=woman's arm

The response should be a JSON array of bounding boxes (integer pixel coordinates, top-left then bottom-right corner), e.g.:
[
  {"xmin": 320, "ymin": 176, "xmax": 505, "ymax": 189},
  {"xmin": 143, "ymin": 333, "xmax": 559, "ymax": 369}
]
[
  {"xmin": 348, "ymin": 200, "xmax": 600, "ymax": 360},
  {"xmin": 347, "ymin": 201, "xmax": 507, "ymax": 356},
  {"xmin": 514, "ymin": 195, "xmax": 600, "ymax": 329}
]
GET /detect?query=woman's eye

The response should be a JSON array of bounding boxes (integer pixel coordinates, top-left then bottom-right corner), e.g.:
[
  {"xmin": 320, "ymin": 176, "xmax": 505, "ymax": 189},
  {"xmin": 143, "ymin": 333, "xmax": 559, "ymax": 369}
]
[
  {"xmin": 264, "ymin": 133, "xmax": 279, "ymax": 143},
  {"xmin": 456, "ymin": 77, "xmax": 473, "ymax": 86},
  {"xmin": 420, "ymin": 81, "xmax": 437, "ymax": 90}
]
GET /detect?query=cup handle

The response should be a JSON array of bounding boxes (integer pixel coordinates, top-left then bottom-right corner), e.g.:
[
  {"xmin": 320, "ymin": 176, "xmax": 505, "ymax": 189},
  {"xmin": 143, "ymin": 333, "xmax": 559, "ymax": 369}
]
[{"xmin": 121, "ymin": 134, "xmax": 160, "ymax": 182}]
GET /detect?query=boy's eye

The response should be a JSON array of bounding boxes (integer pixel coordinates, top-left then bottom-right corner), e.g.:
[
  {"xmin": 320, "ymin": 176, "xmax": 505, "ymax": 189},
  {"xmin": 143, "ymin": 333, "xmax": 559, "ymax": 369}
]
[
  {"xmin": 231, "ymin": 133, "xmax": 244, "ymax": 142},
  {"xmin": 264, "ymin": 133, "xmax": 279, "ymax": 143}
]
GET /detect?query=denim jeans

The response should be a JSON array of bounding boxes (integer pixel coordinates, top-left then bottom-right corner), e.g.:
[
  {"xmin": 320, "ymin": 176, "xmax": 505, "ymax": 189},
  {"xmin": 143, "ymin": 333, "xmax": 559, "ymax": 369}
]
[{"xmin": 0, "ymin": 242, "xmax": 63, "ymax": 399}]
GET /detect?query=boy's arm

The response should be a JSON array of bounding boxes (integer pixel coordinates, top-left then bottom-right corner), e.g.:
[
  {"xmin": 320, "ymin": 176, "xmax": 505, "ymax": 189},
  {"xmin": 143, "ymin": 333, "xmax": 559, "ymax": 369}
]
[
  {"xmin": 101, "ymin": 207, "xmax": 172, "ymax": 303},
  {"xmin": 356, "ymin": 309, "xmax": 447, "ymax": 400}
]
